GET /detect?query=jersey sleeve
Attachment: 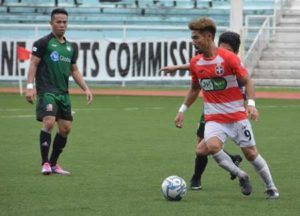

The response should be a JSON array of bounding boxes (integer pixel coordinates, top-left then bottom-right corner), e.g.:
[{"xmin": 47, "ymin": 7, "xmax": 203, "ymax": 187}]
[
  {"xmin": 190, "ymin": 57, "xmax": 199, "ymax": 84},
  {"xmin": 32, "ymin": 37, "xmax": 48, "ymax": 58},
  {"xmin": 229, "ymin": 53, "xmax": 248, "ymax": 79},
  {"xmin": 71, "ymin": 43, "xmax": 78, "ymax": 64}
]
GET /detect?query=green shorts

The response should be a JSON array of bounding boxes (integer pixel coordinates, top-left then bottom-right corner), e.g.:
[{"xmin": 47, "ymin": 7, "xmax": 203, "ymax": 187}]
[{"xmin": 36, "ymin": 92, "xmax": 73, "ymax": 122}]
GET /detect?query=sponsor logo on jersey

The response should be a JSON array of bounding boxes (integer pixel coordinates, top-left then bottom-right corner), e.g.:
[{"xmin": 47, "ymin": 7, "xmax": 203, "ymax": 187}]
[
  {"xmin": 50, "ymin": 51, "xmax": 59, "ymax": 62},
  {"xmin": 60, "ymin": 55, "xmax": 71, "ymax": 63},
  {"xmin": 200, "ymin": 77, "xmax": 227, "ymax": 91},
  {"xmin": 50, "ymin": 51, "xmax": 71, "ymax": 63},
  {"xmin": 52, "ymin": 43, "xmax": 57, "ymax": 47}
]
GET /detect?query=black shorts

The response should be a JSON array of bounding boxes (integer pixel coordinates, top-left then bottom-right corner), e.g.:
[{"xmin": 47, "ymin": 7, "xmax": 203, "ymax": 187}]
[
  {"xmin": 196, "ymin": 113, "xmax": 205, "ymax": 138},
  {"xmin": 36, "ymin": 92, "xmax": 73, "ymax": 122}
]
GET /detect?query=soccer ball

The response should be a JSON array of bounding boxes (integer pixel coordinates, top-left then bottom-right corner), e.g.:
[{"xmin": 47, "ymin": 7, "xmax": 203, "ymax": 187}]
[{"xmin": 161, "ymin": 175, "xmax": 187, "ymax": 201}]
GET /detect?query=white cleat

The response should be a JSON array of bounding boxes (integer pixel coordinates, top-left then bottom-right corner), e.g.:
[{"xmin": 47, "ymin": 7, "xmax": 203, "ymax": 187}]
[
  {"xmin": 41, "ymin": 162, "xmax": 52, "ymax": 175},
  {"xmin": 51, "ymin": 164, "xmax": 71, "ymax": 175},
  {"xmin": 265, "ymin": 189, "xmax": 279, "ymax": 199}
]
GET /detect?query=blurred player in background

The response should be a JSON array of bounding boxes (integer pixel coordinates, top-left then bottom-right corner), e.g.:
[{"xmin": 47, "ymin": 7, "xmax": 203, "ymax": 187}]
[
  {"xmin": 25, "ymin": 8, "xmax": 93, "ymax": 175},
  {"xmin": 161, "ymin": 31, "xmax": 243, "ymax": 190}
]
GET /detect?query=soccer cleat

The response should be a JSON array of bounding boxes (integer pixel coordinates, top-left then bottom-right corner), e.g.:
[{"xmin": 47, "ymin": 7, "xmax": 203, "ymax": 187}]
[
  {"xmin": 265, "ymin": 189, "xmax": 279, "ymax": 199},
  {"xmin": 51, "ymin": 164, "xmax": 71, "ymax": 175},
  {"xmin": 190, "ymin": 178, "xmax": 202, "ymax": 190},
  {"xmin": 230, "ymin": 155, "xmax": 243, "ymax": 180},
  {"xmin": 41, "ymin": 162, "xmax": 52, "ymax": 175},
  {"xmin": 239, "ymin": 175, "xmax": 252, "ymax": 196}
]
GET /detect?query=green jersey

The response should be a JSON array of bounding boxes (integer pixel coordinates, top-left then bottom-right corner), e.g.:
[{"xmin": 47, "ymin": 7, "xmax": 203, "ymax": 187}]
[{"xmin": 32, "ymin": 33, "xmax": 78, "ymax": 95}]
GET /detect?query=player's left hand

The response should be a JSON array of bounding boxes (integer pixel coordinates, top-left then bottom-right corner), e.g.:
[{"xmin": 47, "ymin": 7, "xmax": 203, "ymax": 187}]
[
  {"xmin": 247, "ymin": 106, "xmax": 259, "ymax": 121},
  {"xmin": 175, "ymin": 112, "xmax": 184, "ymax": 128},
  {"xmin": 85, "ymin": 89, "xmax": 93, "ymax": 104},
  {"xmin": 25, "ymin": 89, "xmax": 35, "ymax": 104}
]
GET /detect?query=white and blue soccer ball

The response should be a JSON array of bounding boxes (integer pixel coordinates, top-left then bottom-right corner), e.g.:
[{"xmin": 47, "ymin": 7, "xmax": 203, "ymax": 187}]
[{"xmin": 161, "ymin": 175, "xmax": 187, "ymax": 201}]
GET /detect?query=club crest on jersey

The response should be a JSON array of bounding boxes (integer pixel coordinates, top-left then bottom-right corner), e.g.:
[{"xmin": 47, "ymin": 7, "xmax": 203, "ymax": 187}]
[
  {"xmin": 215, "ymin": 64, "xmax": 224, "ymax": 76},
  {"xmin": 46, "ymin": 104, "xmax": 53, "ymax": 112},
  {"xmin": 66, "ymin": 46, "xmax": 72, "ymax": 52}
]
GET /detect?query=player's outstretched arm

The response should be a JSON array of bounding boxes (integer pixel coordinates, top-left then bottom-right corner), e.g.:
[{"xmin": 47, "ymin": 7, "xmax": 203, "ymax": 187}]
[
  {"xmin": 160, "ymin": 63, "xmax": 190, "ymax": 74},
  {"xmin": 71, "ymin": 64, "xmax": 93, "ymax": 104},
  {"xmin": 25, "ymin": 55, "xmax": 40, "ymax": 104}
]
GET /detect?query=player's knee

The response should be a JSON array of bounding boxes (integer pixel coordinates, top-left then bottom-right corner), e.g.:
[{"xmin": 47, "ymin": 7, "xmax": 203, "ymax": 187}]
[
  {"xmin": 206, "ymin": 138, "xmax": 222, "ymax": 154},
  {"xmin": 42, "ymin": 118, "xmax": 56, "ymax": 130},
  {"xmin": 59, "ymin": 126, "xmax": 71, "ymax": 136},
  {"xmin": 242, "ymin": 147, "xmax": 258, "ymax": 161},
  {"xmin": 196, "ymin": 142, "xmax": 208, "ymax": 156},
  {"xmin": 207, "ymin": 145, "xmax": 221, "ymax": 155},
  {"xmin": 245, "ymin": 153, "xmax": 258, "ymax": 161},
  {"xmin": 206, "ymin": 140, "xmax": 222, "ymax": 154},
  {"xmin": 196, "ymin": 148, "xmax": 207, "ymax": 156}
]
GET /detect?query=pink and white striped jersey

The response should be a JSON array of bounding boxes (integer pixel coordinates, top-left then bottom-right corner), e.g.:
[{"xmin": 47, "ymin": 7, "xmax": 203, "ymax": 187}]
[{"xmin": 190, "ymin": 48, "xmax": 248, "ymax": 123}]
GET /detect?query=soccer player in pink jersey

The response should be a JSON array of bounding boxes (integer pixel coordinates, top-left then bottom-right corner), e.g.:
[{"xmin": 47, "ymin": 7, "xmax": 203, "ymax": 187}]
[{"xmin": 181, "ymin": 17, "xmax": 278, "ymax": 199}]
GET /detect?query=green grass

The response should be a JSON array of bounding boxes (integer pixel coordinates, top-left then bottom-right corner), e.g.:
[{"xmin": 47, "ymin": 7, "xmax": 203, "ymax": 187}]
[
  {"xmin": 0, "ymin": 93, "xmax": 300, "ymax": 216},
  {"xmin": 254, "ymin": 86, "xmax": 300, "ymax": 92},
  {"xmin": 2, "ymin": 81, "xmax": 300, "ymax": 92}
]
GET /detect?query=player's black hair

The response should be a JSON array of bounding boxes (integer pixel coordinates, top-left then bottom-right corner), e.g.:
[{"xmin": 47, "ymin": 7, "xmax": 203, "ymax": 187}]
[
  {"xmin": 51, "ymin": 8, "xmax": 68, "ymax": 20},
  {"xmin": 218, "ymin": 31, "xmax": 240, "ymax": 54}
]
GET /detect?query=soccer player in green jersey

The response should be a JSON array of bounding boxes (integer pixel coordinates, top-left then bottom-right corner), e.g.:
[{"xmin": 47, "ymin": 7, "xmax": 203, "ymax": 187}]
[{"xmin": 25, "ymin": 8, "xmax": 93, "ymax": 175}]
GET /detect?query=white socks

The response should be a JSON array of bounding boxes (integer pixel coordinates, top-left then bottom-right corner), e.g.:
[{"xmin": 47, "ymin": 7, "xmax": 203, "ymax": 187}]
[
  {"xmin": 251, "ymin": 154, "xmax": 276, "ymax": 190},
  {"xmin": 213, "ymin": 150, "xmax": 277, "ymax": 190},
  {"xmin": 212, "ymin": 150, "xmax": 246, "ymax": 178}
]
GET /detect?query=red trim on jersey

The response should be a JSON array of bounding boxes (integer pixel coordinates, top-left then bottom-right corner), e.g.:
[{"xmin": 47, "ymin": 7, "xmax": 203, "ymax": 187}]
[
  {"xmin": 203, "ymin": 87, "xmax": 244, "ymax": 103},
  {"xmin": 205, "ymin": 111, "xmax": 247, "ymax": 123}
]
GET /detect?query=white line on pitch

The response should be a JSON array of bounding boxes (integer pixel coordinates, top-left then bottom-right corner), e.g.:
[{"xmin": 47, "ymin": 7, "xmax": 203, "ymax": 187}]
[{"xmin": 0, "ymin": 115, "xmax": 35, "ymax": 118}]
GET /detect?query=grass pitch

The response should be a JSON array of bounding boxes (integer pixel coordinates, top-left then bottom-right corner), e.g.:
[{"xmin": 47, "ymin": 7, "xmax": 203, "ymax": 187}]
[{"xmin": 0, "ymin": 93, "xmax": 300, "ymax": 216}]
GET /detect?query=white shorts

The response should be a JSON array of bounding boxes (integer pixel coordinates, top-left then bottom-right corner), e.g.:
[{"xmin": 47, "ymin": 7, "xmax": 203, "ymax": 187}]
[{"xmin": 204, "ymin": 119, "xmax": 256, "ymax": 148}]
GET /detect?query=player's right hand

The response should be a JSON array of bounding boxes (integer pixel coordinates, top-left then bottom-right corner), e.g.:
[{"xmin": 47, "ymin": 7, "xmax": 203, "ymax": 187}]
[
  {"xmin": 175, "ymin": 112, "xmax": 184, "ymax": 128},
  {"xmin": 25, "ymin": 89, "xmax": 35, "ymax": 104}
]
